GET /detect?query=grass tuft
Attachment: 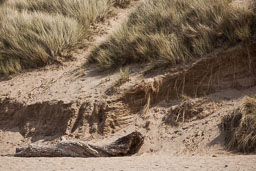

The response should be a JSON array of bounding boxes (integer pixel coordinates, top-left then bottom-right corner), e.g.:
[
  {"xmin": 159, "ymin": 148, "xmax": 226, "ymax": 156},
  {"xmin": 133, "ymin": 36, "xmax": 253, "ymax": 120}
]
[
  {"xmin": 0, "ymin": 0, "xmax": 114, "ymax": 75},
  {"xmin": 115, "ymin": 67, "xmax": 130, "ymax": 86},
  {"xmin": 7, "ymin": 0, "xmax": 113, "ymax": 25},
  {"xmin": 87, "ymin": 0, "xmax": 256, "ymax": 69},
  {"xmin": 0, "ymin": 9, "xmax": 85, "ymax": 74},
  {"xmin": 222, "ymin": 96, "xmax": 256, "ymax": 153}
]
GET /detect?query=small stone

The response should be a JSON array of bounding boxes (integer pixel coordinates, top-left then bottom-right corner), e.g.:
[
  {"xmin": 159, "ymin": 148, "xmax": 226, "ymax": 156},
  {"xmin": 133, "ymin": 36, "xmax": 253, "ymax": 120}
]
[{"xmin": 212, "ymin": 155, "xmax": 217, "ymax": 157}]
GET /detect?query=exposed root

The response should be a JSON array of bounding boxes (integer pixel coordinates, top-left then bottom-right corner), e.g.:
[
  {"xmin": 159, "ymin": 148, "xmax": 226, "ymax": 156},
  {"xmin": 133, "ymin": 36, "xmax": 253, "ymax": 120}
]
[{"xmin": 15, "ymin": 131, "xmax": 144, "ymax": 157}]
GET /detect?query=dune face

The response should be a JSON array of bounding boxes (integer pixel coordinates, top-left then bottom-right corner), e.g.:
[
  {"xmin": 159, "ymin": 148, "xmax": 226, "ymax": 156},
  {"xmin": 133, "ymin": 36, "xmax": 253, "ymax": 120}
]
[{"xmin": 1, "ymin": 0, "xmax": 256, "ymax": 170}]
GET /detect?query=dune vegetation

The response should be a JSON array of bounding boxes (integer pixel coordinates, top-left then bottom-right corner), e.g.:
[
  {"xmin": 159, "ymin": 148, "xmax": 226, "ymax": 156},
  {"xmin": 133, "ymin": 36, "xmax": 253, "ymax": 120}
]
[
  {"xmin": 114, "ymin": 0, "xmax": 131, "ymax": 8},
  {"xmin": 0, "ymin": 0, "xmax": 131, "ymax": 75},
  {"xmin": 87, "ymin": 0, "xmax": 256, "ymax": 69},
  {"xmin": 222, "ymin": 96, "xmax": 256, "ymax": 153}
]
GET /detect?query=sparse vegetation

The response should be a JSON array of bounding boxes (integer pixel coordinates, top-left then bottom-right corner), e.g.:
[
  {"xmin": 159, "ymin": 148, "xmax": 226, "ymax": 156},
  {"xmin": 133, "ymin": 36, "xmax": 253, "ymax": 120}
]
[
  {"xmin": 222, "ymin": 96, "xmax": 256, "ymax": 153},
  {"xmin": 87, "ymin": 0, "xmax": 256, "ymax": 69},
  {"xmin": 0, "ymin": 0, "xmax": 118, "ymax": 75},
  {"xmin": 115, "ymin": 67, "xmax": 130, "ymax": 86}
]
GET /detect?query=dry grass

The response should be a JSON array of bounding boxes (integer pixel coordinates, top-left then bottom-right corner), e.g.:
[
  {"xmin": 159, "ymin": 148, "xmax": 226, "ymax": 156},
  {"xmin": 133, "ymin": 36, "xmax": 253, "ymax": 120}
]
[
  {"xmin": 114, "ymin": 0, "xmax": 131, "ymax": 8},
  {"xmin": 87, "ymin": 0, "xmax": 256, "ymax": 69},
  {"xmin": 0, "ymin": 9, "xmax": 85, "ymax": 74},
  {"xmin": 7, "ymin": 0, "xmax": 112, "ymax": 25},
  {"xmin": 222, "ymin": 96, "xmax": 256, "ymax": 153},
  {"xmin": 0, "ymin": 0, "xmax": 115, "ymax": 75},
  {"xmin": 115, "ymin": 67, "xmax": 130, "ymax": 86}
]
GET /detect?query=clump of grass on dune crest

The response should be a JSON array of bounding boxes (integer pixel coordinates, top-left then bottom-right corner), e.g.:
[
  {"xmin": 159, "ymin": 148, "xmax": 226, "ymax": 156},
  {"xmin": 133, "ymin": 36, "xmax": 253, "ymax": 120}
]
[
  {"xmin": 0, "ymin": 8, "xmax": 84, "ymax": 74},
  {"xmin": 0, "ymin": 0, "xmax": 114, "ymax": 75},
  {"xmin": 222, "ymin": 97, "xmax": 256, "ymax": 153},
  {"xmin": 7, "ymin": 0, "xmax": 113, "ymax": 25},
  {"xmin": 87, "ymin": 0, "xmax": 256, "ymax": 69}
]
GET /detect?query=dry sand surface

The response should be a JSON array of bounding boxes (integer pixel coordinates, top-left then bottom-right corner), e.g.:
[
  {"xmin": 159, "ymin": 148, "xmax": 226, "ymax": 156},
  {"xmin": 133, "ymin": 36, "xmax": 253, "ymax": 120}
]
[{"xmin": 1, "ymin": 155, "xmax": 256, "ymax": 171}]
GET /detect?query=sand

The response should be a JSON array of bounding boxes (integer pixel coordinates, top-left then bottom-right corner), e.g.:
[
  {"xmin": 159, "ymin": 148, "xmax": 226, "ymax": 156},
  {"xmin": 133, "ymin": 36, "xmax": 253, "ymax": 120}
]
[{"xmin": 1, "ymin": 155, "xmax": 256, "ymax": 171}]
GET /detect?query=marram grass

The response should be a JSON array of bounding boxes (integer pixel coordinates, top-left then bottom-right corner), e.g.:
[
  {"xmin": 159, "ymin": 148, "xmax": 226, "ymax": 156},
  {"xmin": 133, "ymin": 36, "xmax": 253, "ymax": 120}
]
[
  {"xmin": 222, "ymin": 96, "xmax": 256, "ymax": 153},
  {"xmin": 0, "ymin": 9, "xmax": 85, "ymax": 74},
  {"xmin": 87, "ymin": 0, "xmax": 256, "ymax": 69},
  {"xmin": 0, "ymin": 0, "xmax": 129, "ymax": 75}
]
